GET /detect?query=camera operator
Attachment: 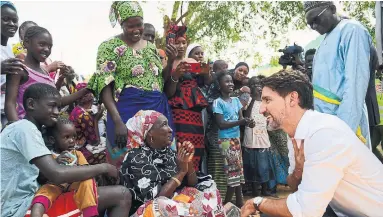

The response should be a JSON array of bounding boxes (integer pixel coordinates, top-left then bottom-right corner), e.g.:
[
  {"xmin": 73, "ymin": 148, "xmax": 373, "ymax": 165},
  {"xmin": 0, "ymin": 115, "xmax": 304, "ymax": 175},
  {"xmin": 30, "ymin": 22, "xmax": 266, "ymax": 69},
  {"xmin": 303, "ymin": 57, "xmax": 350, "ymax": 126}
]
[
  {"xmin": 304, "ymin": 49, "xmax": 316, "ymax": 81},
  {"xmin": 278, "ymin": 44, "xmax": 305, "ymax": 70},
  {"xmin": 278, "ymin": 44, "xmax": 317, "ymax": 82}
]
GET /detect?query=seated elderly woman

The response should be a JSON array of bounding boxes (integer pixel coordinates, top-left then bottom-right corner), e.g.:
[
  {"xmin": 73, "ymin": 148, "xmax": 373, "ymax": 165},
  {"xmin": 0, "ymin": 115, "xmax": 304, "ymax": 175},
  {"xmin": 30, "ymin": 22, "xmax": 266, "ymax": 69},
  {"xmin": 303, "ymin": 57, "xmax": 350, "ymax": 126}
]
[{"xmin": 119, "ymin": 110, "xmax": 224, "ymax": 217}]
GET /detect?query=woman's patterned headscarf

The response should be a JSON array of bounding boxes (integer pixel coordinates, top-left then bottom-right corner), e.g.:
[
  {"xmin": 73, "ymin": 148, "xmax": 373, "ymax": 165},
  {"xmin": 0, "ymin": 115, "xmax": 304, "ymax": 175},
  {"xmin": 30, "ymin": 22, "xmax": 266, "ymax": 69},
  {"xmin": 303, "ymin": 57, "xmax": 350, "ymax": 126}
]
[
  {"xmin": 109, "ymin": 1, "xmax": 143, "ymax": 28},
  {"xmin": 167, "ymin": 23, "xmax": 187, "ymax": 40},
  {"xmin": 126, "ymin": 110, "xmax": 162, "ymax": 149},
  {"xmin": 120, "ymin": 110, "xmax": 177, "ymax": 204}
]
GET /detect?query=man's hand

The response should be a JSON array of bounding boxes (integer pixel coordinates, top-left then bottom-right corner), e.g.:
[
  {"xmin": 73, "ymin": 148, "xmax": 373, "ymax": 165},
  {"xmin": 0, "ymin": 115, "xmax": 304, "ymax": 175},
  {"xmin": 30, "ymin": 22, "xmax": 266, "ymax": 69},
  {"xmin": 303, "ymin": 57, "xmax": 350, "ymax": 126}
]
[{"xmin": 241, "ymin": 199, "xmax": 258, "ymax": 217}]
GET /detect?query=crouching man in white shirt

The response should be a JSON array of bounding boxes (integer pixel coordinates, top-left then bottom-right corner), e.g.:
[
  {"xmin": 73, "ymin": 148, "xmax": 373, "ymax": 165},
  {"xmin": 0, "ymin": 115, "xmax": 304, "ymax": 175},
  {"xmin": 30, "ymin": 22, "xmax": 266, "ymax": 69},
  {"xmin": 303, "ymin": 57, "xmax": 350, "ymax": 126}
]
[{"xmin": 241, "ymin": 70, "xmax": 383, "ymax": 217}]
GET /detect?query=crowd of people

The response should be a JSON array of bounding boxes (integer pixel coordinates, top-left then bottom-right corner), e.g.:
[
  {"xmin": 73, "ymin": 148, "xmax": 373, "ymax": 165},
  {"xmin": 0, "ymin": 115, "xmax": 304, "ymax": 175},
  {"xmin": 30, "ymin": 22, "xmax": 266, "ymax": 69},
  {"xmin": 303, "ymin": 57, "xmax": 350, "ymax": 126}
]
[{"xmin": 1, "ymin": 1, "xmax": 383, "ymax": 217}]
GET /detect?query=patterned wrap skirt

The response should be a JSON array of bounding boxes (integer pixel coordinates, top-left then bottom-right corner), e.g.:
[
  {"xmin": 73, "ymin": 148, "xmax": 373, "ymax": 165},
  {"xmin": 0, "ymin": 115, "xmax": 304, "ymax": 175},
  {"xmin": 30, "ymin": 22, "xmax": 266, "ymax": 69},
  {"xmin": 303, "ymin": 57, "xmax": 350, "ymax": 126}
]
[
  {"xmin": 207, "ymin": 124, "xmax": 228, "ymax": 198},
  {"xmin": 172, "ymin": 108, "xmax": 205, "ymax": 171},
  {"xmin": 169, "ymin": 78, "xmax": 208, "ymax": 172},
  {"xmin": 218, "ymin": 138, "xmax": 245, "ymax": 187}
]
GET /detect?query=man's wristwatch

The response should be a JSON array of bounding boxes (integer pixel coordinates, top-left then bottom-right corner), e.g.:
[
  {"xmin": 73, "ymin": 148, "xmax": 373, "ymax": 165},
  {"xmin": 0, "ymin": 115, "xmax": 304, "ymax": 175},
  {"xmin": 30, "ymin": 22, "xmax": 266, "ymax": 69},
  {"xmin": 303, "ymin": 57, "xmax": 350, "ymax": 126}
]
[{"xmin": 253, "ymin": 196, "xmax": 264, "ymax": 211}]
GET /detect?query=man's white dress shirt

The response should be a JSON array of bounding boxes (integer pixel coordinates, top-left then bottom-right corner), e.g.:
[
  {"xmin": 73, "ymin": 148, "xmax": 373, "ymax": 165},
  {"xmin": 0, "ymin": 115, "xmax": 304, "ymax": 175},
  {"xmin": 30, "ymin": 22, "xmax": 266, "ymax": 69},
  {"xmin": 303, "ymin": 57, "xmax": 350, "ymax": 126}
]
[{"xmin": 286, "ymin": 110, "xmax": 383, "ymax": 217}]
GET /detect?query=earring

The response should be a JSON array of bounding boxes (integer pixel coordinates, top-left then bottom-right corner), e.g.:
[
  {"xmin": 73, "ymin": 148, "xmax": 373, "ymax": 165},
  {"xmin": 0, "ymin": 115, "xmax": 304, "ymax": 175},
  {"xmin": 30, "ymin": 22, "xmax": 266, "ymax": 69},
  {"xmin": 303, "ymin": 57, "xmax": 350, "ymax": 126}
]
[{"xmin": 150, "ymin": 136, "xmax": 153, "ymax": 143}]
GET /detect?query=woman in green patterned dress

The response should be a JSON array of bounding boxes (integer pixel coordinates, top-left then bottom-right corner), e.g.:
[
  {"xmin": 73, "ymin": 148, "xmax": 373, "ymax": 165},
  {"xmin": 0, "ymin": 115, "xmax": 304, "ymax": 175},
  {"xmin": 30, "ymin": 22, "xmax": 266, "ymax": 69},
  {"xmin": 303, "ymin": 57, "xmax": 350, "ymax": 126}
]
[{"xmin": 87, "ymin": 1, "xmax": 181, "ymax": 168}]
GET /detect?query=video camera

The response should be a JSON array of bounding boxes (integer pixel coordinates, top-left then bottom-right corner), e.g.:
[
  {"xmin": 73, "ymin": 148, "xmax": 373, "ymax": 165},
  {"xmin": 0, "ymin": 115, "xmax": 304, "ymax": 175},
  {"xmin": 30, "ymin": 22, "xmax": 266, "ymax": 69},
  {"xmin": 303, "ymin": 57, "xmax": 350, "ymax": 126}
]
[{"xmin": 278, "ymin": 43, "xmax": 304, "ymax": 67}]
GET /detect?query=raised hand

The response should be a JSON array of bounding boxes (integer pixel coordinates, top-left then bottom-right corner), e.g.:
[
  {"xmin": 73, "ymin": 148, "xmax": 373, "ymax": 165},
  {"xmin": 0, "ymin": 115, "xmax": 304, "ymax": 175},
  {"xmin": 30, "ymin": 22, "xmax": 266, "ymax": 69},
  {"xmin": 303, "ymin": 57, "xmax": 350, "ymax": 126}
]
[
  {"xmin": 181, "ymin": 141, "xmax": 194, "ymax": 161},
  {"xmin": 176, "ymin": 142, "xmax": 191, "ymax": 173},
  {"xmin": 173, "ymin": 61, "xmax": 191, "ymax": 80},
  {"xmin": 165, "ymin": 44, "xmax": 178, "ymax": 62},
  {"xmin": 49, "ymin": 61, "xmax": 65, "ymax": 72}
]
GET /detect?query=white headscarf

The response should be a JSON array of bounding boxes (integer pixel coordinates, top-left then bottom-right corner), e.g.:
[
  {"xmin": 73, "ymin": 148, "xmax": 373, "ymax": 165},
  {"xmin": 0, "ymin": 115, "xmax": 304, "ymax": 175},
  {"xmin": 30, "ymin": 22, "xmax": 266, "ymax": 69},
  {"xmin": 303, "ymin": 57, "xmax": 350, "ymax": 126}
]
[{"xmin": 185, "ymin": 43, "xmax": 202, "ymax": 59}]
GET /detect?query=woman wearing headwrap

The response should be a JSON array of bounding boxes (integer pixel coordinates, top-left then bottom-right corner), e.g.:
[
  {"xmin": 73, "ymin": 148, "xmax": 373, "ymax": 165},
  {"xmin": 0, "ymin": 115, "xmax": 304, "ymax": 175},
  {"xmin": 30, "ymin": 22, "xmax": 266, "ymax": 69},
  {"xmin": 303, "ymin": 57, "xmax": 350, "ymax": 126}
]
[
  {"xmin": 165, "ymin": 30, "xmax": 212, "ymax": 172},
  {"xmin": 87, "ymin": 1, "xmax": 178, "ymax": 168},
  {"xmin": 119, "ymin": 110, "xmax": 224, "ymax": 216}
]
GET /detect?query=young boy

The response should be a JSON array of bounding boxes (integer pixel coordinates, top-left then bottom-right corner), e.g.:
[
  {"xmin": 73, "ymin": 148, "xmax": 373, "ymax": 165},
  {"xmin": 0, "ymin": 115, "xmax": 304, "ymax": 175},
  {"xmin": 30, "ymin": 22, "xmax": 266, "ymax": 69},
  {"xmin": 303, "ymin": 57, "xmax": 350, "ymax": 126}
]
[
  {"xmin": 1, "ymin": 83, "xmax": 131, "ymax": 217},
  {"xmin": 243, "ymin": 76, "xmax": 273, "ymax": 197}
]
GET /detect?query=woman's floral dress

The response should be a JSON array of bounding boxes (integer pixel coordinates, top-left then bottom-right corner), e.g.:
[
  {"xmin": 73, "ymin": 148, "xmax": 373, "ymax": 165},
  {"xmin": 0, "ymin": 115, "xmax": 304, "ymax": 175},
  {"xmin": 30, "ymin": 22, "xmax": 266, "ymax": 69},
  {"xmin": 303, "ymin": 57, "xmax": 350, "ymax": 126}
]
[{"xmin": 87, "ymin": 37, "xmax": 164, "ymax": 100}]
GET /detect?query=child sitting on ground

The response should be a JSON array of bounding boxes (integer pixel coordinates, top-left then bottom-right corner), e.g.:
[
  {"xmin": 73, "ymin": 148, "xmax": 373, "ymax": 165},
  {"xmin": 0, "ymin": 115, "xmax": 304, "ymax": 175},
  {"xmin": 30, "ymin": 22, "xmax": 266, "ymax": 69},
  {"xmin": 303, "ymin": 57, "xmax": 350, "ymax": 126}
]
[{"xmin": 31, "ymin": 116, "xmax": 99, "ymax": 217}]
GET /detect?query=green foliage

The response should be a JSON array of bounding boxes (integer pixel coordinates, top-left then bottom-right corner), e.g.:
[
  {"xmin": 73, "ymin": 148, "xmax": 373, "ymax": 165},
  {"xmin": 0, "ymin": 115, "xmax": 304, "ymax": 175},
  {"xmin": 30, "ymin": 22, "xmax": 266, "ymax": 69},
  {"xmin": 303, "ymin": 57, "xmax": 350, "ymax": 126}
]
[
  {"xmin": 252, "ymin": 52, "xmax": 263, "ymax": 69},
  {"xmin": 185, "ymin": 1, "xmax": 250, "ymax": 52},
  {"xmin": 156, "ymin": 1, "xmax": 377, "ymax": 56},
  {"xmin": 269, "ymin": 56, "xmax": 280, "ymax": 67},
  {"xmin": 157, "ymin": 1, "xmax": 307, "ymax": 53},
  {"xmin": 342, "ymin": 1, "xmax": 376, "ymax": 43}
]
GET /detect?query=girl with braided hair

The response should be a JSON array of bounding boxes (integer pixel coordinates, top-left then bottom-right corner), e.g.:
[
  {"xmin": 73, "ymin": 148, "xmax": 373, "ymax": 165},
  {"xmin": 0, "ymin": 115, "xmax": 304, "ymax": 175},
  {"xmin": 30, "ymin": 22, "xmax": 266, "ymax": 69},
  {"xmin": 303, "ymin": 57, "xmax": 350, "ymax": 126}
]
[
  {"xmin": 5, "ymin": 26, "xmax": 89, "ymax": 122},
  {"xmin": 12, "ymin": 21, "xmax": 66, "ymax": 77}
]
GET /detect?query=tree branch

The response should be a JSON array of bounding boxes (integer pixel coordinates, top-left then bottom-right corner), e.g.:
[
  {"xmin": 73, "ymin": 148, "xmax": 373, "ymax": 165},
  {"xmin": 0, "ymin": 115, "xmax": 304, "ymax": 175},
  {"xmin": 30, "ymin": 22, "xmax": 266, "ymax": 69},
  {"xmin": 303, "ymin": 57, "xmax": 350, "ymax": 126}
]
[
  {"xmin": 175, "ymin": 11, "xmax": 189, "ymax": 25},
  {"xmin": 171, "ymin": 1, "xmax": 181, "ymax": 22},
  {"xmin": 180, "ymin": 1, "xmax": 184, "ymax": 25}
]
